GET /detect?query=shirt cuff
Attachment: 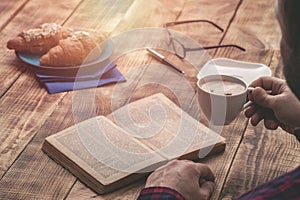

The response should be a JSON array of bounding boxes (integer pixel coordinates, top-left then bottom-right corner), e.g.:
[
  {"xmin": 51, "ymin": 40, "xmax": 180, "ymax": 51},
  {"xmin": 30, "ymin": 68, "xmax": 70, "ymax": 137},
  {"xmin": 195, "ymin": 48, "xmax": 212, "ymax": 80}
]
[{"xmin": 137, "ymin": 187, "xmax": 185, "ymax": 200}]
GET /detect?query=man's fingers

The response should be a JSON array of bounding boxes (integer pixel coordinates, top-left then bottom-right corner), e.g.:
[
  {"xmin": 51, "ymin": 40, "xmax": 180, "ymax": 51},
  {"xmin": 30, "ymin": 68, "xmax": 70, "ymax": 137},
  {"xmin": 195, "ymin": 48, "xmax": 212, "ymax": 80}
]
[
  {"xmin": 244, "ymin": 104, "xmax": 257, "ymax": 118},
  {"xmin": 195, "ymin": 164, "xmax": 215, "ymax": 182},
  {"xmin": 264, "ymin": 119, "xmax": 279, "ymax": 130},
  {"xmin": 264, "ymin": 110, "xmax": 279, "ymax": 130},
  {"xmin": 252, "ymin": 87, "xmax": 275, "ymax": 109},
  {"xmin": 250, "ymin": 76, "xmax": 284, "ymax": 90},
  {"xmin": 198, "ymin": 181, "xmax": 215, "ymax": 200},
  {"xmin": 250, "ymin": 112, "xmax": 264, "ymax": 126}
]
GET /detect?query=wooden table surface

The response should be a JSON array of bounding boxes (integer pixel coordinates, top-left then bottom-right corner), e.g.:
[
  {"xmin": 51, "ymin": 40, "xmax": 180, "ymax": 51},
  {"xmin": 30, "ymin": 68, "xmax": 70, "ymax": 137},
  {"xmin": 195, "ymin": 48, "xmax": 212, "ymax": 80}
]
[{"xmin": 0, "ymin": 0, "xmax": 299, "ymax": 199}]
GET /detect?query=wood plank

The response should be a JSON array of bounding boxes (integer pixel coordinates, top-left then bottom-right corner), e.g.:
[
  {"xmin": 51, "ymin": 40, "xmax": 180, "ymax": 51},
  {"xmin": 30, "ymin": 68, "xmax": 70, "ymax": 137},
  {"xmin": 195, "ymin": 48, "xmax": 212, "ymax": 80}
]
[
  {"xmin": 0, "ymin": 0, "xmax": 135, "ymax": 199},
  {"xmin": 174, "ymin": 0, "xmax": 241, "ymax": 50},
  {"xmin": 222, "ymin": 124, "xmax": 300, "ymax": 199},
  {"xmin": 0, "ymin": 0, "xmax": 82, "ymax": 177},
  {"xmin": 92, "ymin": 0, "xmax": 243, "ymax": 117},
  {"xmin": 66, "ymin": 0, "xmax": 244, "ymax": 199},
  {"xmin": 0, "ymin": 96, "xmax": 77, "ymax": 199},
  {"xmin": 220, "ymin": 50, "xmax": 300, "ymax": 199},
  {"xmin": 64, "ymin": 0, "xmax": 134, "ymax": 33},
  {"xmin": 136, "ymin": 0, "xmax": 268, "ymax": 199},
  {"xmin": 0, "ymin": 0, "xmax": 81, "ymax": 97},
  {"xmin": 188, "ymin": 102, "xmax": 249, "ymax": 200},
  {"xmin": 110, "ymin": 0, "xmax": 184, "ymax": 33},
  {"xmin": 76, "ymin": 0, "xmax": 243, "ymax": 117},
  {"xmin": 0, "ymin": 0, "xmax": 245, "ymax": 199},
  {"xmin": 215, "ymin": 0, "xmax": 281, "ymax": 62},
  {"xmin": 0, "ymin": 0, "xmax": 29, "ymax": 31},
  {"xmin": 177, "ymin": 0, "xmax": 284, "ymax": 199},
  {"xmin": 211, "ymin": 0, "xmax": 291, "ymax": 199}
]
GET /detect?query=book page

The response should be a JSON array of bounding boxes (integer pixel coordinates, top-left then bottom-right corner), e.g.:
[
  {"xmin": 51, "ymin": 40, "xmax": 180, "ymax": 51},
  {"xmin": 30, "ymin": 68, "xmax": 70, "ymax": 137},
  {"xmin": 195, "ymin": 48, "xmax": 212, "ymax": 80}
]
[
  {"xmin": 110, "ymin": 93, "xmax": 224, "ymax": 160},
  {"xmin": 44, "ymin": 93, "xmax": 225, "ymax": 189},
  {"xmin": 46, "ymin": 116, "xmax": 166, "ymax": 185}
]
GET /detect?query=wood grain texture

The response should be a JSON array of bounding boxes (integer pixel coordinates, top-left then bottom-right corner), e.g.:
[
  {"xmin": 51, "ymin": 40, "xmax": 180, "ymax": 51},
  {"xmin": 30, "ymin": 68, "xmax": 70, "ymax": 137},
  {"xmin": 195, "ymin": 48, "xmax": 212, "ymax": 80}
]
[
  {"xmin": 222, "ymin": 123, "xmax": 300, "ymax": 199},
  {"xmin": 215, "ymin": 0, "xmax": 281, "ymax": 61},
  {"xmin": 214, "ymin": 0, "xmax": 297, "ymax": 198},
  {"xmin": 0, "ymin": 0, "xmax": 135, "ymax": 199},
  {"xmin": 0, "ymin": 0, "xmax": 29, "ymax": 31},
  {"xmin": 110, "ymin": 0, "xmax": 184, "ymax": 33},
  {"xmin": 0, "ymin": 70, "xmax": 65, "ymax": 175},
  {"xmin": 0, "ymin": 0, "xmax": 295, "ymax": 199},
  {"xmin": 64, "ymin": 0, "xmax": 134, "ymax": 33},
  {"xmin": 0, "ymin": 96, "xmax": 77, "ymax": 199},
  {"xmin": 66, "ymin": 0, "xmax": 189, "ymax": 198},
  {"xmin": 174, "ymin": 0, "xmax": 241, "ymax": 49},
  {"xmin": 220, "ymin": 50, "xmax": 300, "ymax": 199},
  {"xmin": 0, "ymin": 0, "xmax": 82, "ymax": 177},
  {"xmin": 191, "ymin": 0, "xmax": 284, "ymax": 199},
  {"xmin": 67, "ymin": 0, "xmax": 245, "ymax": 199},
  {"xmin": 188, "ymin": 96, "xmax": 249, "ymax": 200},
  {"xmin": 0, "ymin": 0, "xmax": 81, "ymax": 97}
]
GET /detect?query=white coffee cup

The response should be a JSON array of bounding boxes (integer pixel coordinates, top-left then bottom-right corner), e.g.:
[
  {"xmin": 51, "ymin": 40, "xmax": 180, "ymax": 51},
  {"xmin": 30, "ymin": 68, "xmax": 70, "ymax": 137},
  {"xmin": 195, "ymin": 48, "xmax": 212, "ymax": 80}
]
[{"xmin": 197, "ymin": 74, "xmax": 252, "ymax": 125}]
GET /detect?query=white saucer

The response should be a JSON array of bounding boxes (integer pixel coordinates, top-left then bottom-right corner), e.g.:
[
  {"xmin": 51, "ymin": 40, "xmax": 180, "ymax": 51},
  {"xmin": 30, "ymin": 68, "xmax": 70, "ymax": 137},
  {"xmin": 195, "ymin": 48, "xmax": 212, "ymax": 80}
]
[{"xmin": 197, "ymin": 58, "xmax": 272, "ymax": 86}]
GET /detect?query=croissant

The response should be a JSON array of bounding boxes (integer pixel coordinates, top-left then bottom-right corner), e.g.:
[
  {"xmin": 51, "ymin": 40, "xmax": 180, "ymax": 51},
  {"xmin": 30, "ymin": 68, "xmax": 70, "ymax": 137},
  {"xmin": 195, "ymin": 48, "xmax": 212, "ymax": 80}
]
[
  {"xmin": 7, "ymin": 23, "xmax": 73, "ymax": 54},
  {"xmin": 40, "ymin": 31, "xmax": 106, "ymax": 67}
]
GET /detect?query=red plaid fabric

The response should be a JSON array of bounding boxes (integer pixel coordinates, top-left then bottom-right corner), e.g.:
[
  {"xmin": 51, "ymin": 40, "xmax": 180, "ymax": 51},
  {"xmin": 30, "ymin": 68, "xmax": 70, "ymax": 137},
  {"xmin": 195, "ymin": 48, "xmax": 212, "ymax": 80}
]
[
  {"xmin": 236, "ymin": 165, "xmax": 300, "ymax": 200},
  {"xmin": 137, "ymin": 187, "xmax": 185, "ymax": 200},
  {"xmin": 138, "ymin": 166, "xmax": 300, "ymax": 200}
]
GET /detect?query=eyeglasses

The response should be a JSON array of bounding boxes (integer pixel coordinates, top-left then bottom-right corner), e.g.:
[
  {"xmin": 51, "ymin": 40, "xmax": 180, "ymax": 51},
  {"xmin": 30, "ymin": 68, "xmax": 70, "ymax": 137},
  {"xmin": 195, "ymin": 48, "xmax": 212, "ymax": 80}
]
[{"xmin": 164, "ymin": 19, "xmax": 246, "ymax": 59}]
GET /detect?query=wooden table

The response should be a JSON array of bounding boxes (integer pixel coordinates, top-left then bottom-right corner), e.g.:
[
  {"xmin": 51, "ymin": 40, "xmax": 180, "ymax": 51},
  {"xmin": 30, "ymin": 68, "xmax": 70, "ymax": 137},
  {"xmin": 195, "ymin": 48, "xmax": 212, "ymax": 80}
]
[{"xmin": 0, "ymin": 0, "xmax": 299, "ymax": 199}]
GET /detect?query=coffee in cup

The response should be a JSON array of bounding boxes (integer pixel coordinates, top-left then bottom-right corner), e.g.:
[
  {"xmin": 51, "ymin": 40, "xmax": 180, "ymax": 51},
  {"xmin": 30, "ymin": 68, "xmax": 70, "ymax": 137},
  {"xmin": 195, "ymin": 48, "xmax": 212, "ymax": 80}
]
[{"xmin": 197, "ymin": 75, "xmax": 250, "ymax": 125}]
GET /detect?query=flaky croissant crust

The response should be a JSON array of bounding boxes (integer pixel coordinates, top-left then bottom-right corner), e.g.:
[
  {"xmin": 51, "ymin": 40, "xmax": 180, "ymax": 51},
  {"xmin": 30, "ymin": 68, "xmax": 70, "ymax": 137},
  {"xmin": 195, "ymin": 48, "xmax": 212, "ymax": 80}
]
[
  {"xmin": 40, "ymin": 31, "xmax": 106, "ymax": 67},
  {"xmin": 7, "ymin": 23, "xmax": 73, "ymax": 54}
]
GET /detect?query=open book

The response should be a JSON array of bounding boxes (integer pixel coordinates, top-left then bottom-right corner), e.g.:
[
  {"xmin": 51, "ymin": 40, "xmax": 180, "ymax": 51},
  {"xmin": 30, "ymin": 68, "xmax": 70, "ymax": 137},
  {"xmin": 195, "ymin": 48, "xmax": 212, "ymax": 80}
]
[{"xmin": 42, "ymin": 93, "xmax": 225, "ymax": 194}]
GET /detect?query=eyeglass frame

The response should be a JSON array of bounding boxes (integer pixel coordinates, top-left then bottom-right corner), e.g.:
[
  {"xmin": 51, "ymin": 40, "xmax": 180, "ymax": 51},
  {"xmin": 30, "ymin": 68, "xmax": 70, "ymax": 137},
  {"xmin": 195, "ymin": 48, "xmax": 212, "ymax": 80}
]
[{"xmin": 164, "ymin": 19, "xmax": 246, "ymax": 59}]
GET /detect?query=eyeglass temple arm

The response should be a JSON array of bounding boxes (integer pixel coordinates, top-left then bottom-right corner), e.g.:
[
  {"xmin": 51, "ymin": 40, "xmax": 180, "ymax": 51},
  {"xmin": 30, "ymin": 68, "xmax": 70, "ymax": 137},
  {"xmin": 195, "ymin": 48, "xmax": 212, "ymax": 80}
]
[
  {"xmin": 185, "ymin": 44, "xmax": 246, "ymax": 52},
  {"xmin": 203, "ymin": 44, "xmax": 246, "ymax": 51},
  {"xmin": 165, "ymin": 19, "xmax": 224, "ymax": 32}
]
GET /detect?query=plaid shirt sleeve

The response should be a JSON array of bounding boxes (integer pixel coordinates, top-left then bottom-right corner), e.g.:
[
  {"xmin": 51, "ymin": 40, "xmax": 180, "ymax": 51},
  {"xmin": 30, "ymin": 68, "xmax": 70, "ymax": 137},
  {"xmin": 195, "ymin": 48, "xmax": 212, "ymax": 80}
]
[
  {"xmin": 236, "ymin": 165, "xmax": 300, "ymax": 200},
  {"xmin": 137, "ymin": 166, "xmax": 300, "ymax": 200},
  {"xmin": 137, "ymin": 187, "xmax": 185, "ymax": 200}
]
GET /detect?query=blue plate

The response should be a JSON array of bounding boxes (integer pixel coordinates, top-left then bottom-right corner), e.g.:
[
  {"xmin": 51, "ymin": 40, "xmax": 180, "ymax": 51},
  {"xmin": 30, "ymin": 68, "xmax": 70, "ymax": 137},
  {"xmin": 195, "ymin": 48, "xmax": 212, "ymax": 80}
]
[{"xmin": 16, "ymin": 40, "xmax": 113, "ymax": 77}]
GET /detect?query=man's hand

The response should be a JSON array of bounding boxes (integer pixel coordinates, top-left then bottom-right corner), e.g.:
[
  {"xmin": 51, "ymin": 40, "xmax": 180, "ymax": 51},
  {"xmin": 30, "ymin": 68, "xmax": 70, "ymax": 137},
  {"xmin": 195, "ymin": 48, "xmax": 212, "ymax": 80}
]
[
  {"xmin": 145, "ymin": 160, "xmax": 215, "ymax": 200},
  {"xmin": 244, "ymin": 76, "xmax": 300, "ymax": 133}
]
